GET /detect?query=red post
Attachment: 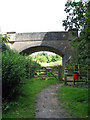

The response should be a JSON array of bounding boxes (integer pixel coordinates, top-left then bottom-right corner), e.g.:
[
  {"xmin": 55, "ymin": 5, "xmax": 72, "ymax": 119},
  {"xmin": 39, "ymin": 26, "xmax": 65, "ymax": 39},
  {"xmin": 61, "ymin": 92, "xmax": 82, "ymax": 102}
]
[{"xmin": 73, "ymin": 72, "xmax": 79, "ymax": 85}]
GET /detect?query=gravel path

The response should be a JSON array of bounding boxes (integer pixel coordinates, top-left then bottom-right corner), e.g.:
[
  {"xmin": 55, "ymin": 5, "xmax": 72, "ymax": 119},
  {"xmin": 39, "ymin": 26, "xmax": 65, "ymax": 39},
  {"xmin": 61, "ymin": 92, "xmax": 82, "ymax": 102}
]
[{"xmin": 35, "ymin": 84, "xmax": 73, "ymax": 118}]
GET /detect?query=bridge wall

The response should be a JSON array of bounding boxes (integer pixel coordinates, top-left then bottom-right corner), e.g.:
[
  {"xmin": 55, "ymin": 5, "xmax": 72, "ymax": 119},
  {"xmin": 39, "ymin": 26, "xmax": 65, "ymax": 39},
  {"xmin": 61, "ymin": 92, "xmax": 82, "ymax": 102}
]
[{"xmin": 6, "ymin": 30, "xmax": 78, "ymax": 68}]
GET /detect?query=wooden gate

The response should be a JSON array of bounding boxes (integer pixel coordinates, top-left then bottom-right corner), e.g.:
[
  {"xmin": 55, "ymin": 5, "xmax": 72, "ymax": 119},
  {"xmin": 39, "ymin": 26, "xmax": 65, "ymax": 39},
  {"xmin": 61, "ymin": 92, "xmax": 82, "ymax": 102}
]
[{"xmin": 35, "ymin": 66, "xmax": 62, "ymax": 81}]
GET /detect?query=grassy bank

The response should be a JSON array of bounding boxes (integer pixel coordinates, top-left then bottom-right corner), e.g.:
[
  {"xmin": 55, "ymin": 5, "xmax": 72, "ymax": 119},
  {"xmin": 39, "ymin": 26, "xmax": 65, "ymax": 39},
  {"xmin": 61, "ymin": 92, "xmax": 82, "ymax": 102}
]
[
  {"xmin": 58, "ymin": 85, "xmax": 88, "ymax": 118},
  {"xmin": 3, "ymin": 75, "xmax": 60, "ymax": 118}
]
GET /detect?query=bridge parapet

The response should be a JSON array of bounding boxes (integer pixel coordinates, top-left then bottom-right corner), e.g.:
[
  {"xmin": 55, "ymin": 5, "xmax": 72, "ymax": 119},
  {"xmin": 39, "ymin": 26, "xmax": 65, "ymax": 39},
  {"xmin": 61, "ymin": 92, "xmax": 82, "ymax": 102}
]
[
  {"xmin": 7, "ymin": 32, "xmax": 16, "ymax": 42},
  {"xmin": 7, "ymin": 29, "xmax": 78, "ymax": 42}
]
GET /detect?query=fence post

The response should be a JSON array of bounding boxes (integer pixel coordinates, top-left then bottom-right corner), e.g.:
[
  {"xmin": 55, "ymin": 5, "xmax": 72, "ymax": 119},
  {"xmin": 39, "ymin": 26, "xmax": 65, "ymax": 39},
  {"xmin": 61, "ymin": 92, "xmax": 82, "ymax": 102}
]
[
  {"xmin": 58, "ymin": 66, "xmax": 61, "ymax": 80},
  {"xmin": 64, "ymin": 74, "xmax": 67, "ymax": 85},
  {"xmin": 73, "ymin": 79, "xmax": 75, "ymax": 85},
  {"xmin": 64, "ymin": 69, "xmax": 68, "ymax": 85}
]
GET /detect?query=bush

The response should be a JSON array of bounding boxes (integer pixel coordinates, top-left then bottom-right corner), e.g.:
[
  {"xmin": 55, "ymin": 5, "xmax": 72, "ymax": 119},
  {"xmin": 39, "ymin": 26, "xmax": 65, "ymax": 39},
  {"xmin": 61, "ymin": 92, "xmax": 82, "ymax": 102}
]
[
  {"xmin": 25, "ymin": 56, "xmax": 41, "ymax": 78},
  {"xmin": 2, "ymin": 48, "xmax": 41, "ymax": 101},
  {"xmin": 2, "ymin": 49, "xmax": 26, "ymax": 100}
]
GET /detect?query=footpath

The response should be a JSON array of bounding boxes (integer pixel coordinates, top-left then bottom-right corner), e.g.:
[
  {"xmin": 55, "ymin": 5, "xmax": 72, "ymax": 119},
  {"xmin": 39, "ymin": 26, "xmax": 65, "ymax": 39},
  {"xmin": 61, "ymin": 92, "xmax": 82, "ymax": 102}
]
[{"xmin": 35, "ymin": 84, "xmax": 73, "ymax": 118}]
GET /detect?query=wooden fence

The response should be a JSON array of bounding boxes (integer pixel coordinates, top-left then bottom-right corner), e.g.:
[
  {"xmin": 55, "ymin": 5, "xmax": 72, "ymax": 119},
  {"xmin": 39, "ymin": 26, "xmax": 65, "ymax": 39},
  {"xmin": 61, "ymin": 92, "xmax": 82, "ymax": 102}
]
[
  {"xmin": 64, "ymin": 69, "xmax": 88, "ymax": 85},
  {"xmin": 27, "ymin": 65, "xmax": 88, "ymax": 85}
]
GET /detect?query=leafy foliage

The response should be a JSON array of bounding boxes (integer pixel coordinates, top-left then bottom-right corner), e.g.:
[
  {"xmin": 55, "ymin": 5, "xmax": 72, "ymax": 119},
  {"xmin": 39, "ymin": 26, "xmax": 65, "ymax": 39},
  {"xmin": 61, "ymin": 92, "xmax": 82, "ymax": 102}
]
[
  {"xmin": 63, "ymin": 1, "xmax": 90, "ymax": 80},
  {"xmin": 32, "ymin": 52, "xmax": 61, "ymax": 63},
  {"xmin": 25, "ymin": 56, "xmax": 41, "ymax": 78},
  {"xmin": 63, "ymin": 1, "xmax": 86, "ymax": 31},
  {"xmin": 2, "ymin": 47, "xmax": 40, "ymax": 101},
  {"xmin": 2, "ymin": 49, "xmax": 26, "ymax": 100}
]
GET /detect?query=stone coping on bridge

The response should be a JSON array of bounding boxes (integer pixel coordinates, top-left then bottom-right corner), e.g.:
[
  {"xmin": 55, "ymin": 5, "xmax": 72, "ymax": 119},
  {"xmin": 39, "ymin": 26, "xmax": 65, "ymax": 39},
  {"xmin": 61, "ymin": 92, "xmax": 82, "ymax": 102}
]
[{"xmin": 7, "ymin": 30, "xmax": 78, "ymax": 42}]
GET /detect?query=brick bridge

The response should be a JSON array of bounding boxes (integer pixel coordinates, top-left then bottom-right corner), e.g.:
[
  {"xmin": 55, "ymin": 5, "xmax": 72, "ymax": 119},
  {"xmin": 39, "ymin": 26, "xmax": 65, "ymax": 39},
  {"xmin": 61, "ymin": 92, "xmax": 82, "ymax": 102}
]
[{"xmin": 6, "ymin": 29, "xmax": 78, "ymax": 68}]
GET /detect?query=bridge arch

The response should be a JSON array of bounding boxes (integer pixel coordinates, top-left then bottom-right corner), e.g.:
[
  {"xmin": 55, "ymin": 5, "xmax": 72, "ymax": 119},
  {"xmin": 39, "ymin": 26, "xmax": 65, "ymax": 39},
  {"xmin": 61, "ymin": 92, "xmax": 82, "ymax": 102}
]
[
  {"xmin": 6, "ymin": 30, "xmax": 78, "ymax": 68},
  {"xmin": 18, "ymin": 43, "xmax": 65, "ymax": 66},
  {"xmin": 18, "ymin": 43, "xmax": 65, "ymax": 56}
]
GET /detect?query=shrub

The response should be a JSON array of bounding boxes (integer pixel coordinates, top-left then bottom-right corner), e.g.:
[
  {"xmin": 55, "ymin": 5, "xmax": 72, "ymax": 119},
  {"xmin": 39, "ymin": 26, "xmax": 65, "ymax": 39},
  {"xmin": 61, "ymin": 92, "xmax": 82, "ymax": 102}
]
[
  {"xmin": 2, "ymin": 48, "xmax": 41, "ymax": 101},
  {"xmin": 2, "ymin": 49, "xmax": 26, "ymax": 100},
  {"xmin": 25, "ymin": 56, "xmax": 41, "ymax": 78}
]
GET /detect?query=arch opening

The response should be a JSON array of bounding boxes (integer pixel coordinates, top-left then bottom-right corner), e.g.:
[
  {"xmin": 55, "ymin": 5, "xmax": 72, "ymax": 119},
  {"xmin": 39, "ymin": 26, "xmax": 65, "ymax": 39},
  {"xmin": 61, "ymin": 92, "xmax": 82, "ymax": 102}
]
[
  {"xmin": 19, "ymin": 44, "xmax": 65, "ymax": 67},
  {"xmin": 31, "ymin": 51, "xmax": 62, "ymax": 66}
]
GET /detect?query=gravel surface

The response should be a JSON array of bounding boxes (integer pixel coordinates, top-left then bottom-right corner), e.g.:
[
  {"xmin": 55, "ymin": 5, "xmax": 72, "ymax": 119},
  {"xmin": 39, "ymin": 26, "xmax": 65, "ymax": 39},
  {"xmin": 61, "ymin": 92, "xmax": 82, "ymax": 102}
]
[{"xmin": 35, "ymin": 84, "xmax": 73, "ymax": 118}]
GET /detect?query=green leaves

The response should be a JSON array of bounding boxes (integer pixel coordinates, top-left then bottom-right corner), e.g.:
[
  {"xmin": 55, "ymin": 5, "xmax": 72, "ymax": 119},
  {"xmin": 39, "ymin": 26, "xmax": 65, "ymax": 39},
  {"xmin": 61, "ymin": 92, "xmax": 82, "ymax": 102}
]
[
  {"xmin": 63, "ymin": 1, "xmax": 86, "ymax": 31},
  {"xmin": 2, "ymin": 50, "xmax": 26, "ymax": 100},
  {"xmin": 63, "ymin": 1, "xmax": 89, "ymax": 80},
  {"xmin": 2, "ymin": 48, "xmax": 40, "ymax": 101},
  {"xmin": 31, "ymin": 52, "xmax": 61, "ymax": 63}
]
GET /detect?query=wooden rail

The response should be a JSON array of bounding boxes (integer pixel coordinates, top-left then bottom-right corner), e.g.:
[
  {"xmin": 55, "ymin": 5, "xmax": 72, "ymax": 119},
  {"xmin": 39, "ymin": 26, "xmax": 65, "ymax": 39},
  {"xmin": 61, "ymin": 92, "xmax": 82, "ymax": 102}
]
[
  {"xmin": 35, "ymin": 66, "xmax": 62, "ymax": 81},
  {"xmin": 64, "ymin": 74, "xmax": 87, "ymax": 85}
]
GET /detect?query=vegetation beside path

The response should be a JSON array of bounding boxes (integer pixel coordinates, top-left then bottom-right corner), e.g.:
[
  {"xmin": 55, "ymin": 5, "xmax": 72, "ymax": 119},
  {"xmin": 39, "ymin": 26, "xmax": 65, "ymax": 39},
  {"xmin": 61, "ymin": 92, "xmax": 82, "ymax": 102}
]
[
  {"xmin": 2, "ymin": 35, "xmax": 88, "ymax": 119},
  {"xmin": 58, "ymin": 85, "xmax": 88, "ymax": 118},
  {"xmin": 3, "ymin": 75, "xmax": 60, "ymax": 118}
]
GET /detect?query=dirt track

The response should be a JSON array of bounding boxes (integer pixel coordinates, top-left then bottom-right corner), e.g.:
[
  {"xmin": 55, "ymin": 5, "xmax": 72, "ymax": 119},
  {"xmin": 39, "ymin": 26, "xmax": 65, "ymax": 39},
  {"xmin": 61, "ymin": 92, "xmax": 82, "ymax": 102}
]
[{"xmin": 35, "ymin": 84, "xmax": 73, "ymax": 118}]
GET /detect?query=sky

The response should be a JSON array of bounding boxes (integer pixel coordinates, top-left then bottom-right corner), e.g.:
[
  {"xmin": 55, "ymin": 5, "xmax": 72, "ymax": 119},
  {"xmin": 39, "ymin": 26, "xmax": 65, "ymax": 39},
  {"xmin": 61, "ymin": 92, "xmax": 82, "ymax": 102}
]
[
  {"xmin": 0, "ymin": 0, "xmax": 85, "ymax": 34},
  {"xmin": 0, "ymin": 0, "xmax": 68, "ymax": 33}
]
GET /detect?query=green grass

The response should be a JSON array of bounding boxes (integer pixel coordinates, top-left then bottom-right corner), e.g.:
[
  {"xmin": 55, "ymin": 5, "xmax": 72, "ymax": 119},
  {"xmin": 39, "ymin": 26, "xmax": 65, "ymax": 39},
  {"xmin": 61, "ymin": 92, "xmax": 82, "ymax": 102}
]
[
  {"xmin": 58, "ymin": 85, "xmax": 88, "ymax": 118},
  {"xmin": 3, "ymin": 75, "xmax": 60, "ymax": 118}
]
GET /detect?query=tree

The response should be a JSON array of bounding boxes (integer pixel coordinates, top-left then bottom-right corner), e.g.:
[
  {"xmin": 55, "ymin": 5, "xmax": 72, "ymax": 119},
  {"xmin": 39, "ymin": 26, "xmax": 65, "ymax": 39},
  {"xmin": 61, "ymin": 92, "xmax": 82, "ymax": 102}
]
[
  {"xmin": 31, "ymin": 52, "xmax": 62, "ymax": 63},
  {"xmin": 63, "ymin": 1, "xmax": 87, "ymax": 31},
  {"xmin": 63, "ymin": 0, "xmax": 90, "ymax": 80}
]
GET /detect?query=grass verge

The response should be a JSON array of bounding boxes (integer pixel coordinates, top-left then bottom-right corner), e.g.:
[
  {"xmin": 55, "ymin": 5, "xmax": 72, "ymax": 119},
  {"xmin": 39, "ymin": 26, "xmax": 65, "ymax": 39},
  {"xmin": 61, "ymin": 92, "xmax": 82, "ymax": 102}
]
[
  {"xmin": 3, "ymin": 75, "xmax": 60, "ymax": 118},
  {"xmin": 58, "ymin": 85, "xmax": 88, "ymax": 118}
]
